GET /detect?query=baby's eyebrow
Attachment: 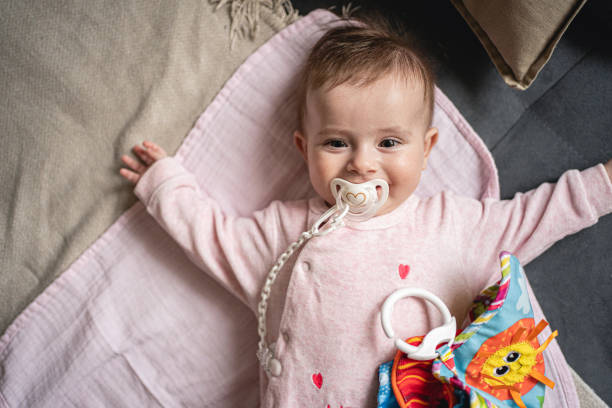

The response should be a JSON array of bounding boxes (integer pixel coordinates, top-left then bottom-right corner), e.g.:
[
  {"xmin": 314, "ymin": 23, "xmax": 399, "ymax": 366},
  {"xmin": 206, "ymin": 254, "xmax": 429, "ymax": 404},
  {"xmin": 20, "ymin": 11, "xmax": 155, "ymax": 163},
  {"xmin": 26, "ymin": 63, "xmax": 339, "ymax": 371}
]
[
  {"xmin": 316, "ymin": 128, "xmax": 353, "ymax": 138},
  {"xmin": 377, "ymin": 126, "xmax": 411, "ymax": 136},
  {"xmin": 316, "ymin": 126, "xmax": 412, "ymax": 139}
]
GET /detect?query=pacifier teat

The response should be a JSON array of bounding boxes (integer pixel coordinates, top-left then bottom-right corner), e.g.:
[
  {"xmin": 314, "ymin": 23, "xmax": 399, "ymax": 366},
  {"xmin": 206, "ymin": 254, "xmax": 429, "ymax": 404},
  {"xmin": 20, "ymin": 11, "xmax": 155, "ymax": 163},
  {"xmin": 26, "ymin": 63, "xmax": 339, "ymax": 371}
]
[{"xmin": 330, "ymin": 178, "xmax": 389, "ymax": 221}]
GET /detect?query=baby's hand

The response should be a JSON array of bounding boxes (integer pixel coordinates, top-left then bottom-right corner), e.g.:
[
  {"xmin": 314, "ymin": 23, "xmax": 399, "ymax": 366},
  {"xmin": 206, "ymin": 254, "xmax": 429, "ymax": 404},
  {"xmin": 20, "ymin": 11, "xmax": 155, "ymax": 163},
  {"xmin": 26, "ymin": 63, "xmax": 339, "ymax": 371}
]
[
  {"xmin": 120, "ymin": 140, "xmax": 168, "ymax": 184},
  {"xmin": 606, "ymin": 159, "xmax": 612, "ymax": 183}
]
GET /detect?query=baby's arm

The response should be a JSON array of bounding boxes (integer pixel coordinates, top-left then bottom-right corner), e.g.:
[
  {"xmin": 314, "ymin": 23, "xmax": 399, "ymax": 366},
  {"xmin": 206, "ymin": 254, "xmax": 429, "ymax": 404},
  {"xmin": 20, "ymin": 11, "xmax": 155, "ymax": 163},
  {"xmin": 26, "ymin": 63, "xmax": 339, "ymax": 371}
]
[
  {"xmin": 449, "ymin": 162, "xmax": 612, "ymax": 288},
  {"xmin": 119, "ymin": 141, "xmax": 304, "ymax": 309}
]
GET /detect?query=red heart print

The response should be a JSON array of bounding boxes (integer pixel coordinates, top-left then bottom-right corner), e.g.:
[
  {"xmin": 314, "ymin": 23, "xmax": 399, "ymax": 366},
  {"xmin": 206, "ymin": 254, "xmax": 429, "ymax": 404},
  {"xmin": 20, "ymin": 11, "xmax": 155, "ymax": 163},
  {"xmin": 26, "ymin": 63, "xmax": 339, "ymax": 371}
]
[
  {"xmin": 398, "ymin": 264, "xmax": 410, "ymax": 279},
  {"xmin": 312, "ymin": 372, "xmax": 323, "ymax": 389}
]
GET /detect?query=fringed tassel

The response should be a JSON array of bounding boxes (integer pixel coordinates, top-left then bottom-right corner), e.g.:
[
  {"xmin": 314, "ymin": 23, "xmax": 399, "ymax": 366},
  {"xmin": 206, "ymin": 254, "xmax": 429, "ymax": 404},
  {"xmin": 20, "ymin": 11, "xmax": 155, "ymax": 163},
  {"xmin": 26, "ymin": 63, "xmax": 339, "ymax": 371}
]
[{"xmin": 210, "ymin": 0, "xmax": 299, "ymax": 46}]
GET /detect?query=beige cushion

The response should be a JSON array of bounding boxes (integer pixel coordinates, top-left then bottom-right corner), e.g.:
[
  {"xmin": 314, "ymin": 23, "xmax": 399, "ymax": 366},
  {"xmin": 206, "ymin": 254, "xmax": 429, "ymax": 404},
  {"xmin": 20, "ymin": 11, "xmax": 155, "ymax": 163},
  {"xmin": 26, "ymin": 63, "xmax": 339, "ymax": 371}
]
[{"xmin": 451, "ymin": 0, "xmax": 586, "ymax": 89}]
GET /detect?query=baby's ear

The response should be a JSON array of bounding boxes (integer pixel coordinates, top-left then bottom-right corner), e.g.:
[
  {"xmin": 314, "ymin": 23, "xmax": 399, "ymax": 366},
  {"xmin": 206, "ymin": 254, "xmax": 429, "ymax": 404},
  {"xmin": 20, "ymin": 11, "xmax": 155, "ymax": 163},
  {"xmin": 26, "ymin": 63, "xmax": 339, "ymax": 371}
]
[
  {"xmin": 293, "ymin": 130, "xmax": 308, "ymax": 163},
  {"xmin": 422, "ymin": 127, "xmax": 439, "ymax": 170}
]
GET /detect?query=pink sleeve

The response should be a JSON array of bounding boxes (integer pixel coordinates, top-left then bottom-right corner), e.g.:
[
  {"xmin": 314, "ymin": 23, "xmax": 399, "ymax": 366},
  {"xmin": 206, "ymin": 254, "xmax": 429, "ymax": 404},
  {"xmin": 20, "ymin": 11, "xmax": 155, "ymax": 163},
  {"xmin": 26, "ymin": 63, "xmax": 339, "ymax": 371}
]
[
  {"xmin": 134, "ymin": 157, "xmax": 306, "ymax": 310},
  {"xmin": 450, "ymin": 164, "xmax": 612, "ymax": 290}
]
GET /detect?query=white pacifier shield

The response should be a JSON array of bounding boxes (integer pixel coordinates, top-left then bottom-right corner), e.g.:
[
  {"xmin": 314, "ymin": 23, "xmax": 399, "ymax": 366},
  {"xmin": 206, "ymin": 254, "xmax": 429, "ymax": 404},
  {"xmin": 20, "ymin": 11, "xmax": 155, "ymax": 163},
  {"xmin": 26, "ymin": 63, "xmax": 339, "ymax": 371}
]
[
  {"xmin": 330, "ymin": 178, "xmax": 389, "ymax": 221},
  {"xmin": 381, "ymin": 288, "xmax": 456, "ymax": 361}
]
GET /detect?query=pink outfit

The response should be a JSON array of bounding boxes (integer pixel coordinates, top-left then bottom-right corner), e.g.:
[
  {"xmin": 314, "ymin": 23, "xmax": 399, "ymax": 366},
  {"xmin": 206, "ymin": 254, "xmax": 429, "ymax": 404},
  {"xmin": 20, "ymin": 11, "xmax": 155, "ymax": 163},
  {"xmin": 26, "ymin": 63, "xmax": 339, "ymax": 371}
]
[{"xmin": 135, "ymin": 157, "xmax": 612, "ymax": 407}]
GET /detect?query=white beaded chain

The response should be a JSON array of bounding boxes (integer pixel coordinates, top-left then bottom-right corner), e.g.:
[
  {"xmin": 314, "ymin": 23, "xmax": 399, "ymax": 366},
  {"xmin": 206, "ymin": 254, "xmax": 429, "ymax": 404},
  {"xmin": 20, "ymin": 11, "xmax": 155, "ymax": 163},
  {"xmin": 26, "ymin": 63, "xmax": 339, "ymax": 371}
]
[{"xmin": 256, "ymin": 203, "xmax": 349, "ymax": 376}]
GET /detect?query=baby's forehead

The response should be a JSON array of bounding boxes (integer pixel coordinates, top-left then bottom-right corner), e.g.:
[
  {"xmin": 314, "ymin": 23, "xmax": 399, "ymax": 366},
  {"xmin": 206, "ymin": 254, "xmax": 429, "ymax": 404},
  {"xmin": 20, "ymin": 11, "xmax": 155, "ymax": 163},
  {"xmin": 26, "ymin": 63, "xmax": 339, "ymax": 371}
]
[
  {"xmin": 313, "ymin": 67, "xmax": 426, "ymax": 95},
  {"xmin": 305, "ymin": 72, "xmax": 429, "ymax": 114},
  {"xmin": 303, "ymin": 73, "xmax": 431, "ymax": 134}
]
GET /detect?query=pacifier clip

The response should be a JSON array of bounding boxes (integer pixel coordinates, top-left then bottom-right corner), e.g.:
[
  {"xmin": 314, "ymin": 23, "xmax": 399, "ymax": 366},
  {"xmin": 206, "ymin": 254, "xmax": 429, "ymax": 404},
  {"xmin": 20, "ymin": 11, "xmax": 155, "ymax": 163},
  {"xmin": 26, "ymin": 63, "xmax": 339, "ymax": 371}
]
[{"xmin": 256, "ymin": 178, "xmax": 389, "ymax": 377}]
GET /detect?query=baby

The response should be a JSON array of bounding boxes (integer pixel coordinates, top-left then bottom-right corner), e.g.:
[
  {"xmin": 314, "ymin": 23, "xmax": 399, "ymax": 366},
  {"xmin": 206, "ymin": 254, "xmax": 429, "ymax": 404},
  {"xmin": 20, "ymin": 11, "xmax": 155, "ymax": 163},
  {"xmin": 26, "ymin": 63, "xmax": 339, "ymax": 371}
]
[{"xmin": 120, "ymin": 22, "xmax": 612, "ymax": 407}]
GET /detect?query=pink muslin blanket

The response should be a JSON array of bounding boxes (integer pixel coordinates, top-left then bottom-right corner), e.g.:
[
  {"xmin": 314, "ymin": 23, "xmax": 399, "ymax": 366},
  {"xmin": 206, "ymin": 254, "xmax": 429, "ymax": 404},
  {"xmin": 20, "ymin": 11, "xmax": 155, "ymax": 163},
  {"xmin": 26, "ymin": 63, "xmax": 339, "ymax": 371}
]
[{"xmin": 0, "ymin": 9, "xmax": 577, "ymax": 407}]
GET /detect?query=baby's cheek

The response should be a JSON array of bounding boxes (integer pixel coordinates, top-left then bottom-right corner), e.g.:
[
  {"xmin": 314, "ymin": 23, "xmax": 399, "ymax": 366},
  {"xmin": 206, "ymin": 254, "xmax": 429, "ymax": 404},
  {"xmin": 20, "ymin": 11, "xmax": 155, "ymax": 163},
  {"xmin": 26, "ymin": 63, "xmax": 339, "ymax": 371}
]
[
  {"xmin": 391, "ymin": 159, "xmax": 422, "ymax": 183},
  {"xmin": 308, "ymin": 165, "xmax": 334, "ymax": 202}
]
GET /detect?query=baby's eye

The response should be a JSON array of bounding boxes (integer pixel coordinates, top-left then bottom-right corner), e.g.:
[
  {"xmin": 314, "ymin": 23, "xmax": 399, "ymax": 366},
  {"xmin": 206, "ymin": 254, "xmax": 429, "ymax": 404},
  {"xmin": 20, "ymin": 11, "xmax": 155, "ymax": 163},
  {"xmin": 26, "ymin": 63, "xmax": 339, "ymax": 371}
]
[
  {"xmin": 379, "ymin": 139, "xmax": 400, "ymax": 148},
  {"xmin": 326, "ymin": 139, "xmax": 347, "ymax": 148}
]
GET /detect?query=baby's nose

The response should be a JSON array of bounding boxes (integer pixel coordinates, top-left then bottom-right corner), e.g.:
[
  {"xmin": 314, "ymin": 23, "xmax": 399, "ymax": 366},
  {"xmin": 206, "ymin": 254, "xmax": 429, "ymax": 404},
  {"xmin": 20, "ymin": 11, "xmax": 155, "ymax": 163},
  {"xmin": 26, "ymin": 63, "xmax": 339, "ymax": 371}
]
[{"xmin": 347, "ymin": 148, "xmax": 377, "ymax": 175}]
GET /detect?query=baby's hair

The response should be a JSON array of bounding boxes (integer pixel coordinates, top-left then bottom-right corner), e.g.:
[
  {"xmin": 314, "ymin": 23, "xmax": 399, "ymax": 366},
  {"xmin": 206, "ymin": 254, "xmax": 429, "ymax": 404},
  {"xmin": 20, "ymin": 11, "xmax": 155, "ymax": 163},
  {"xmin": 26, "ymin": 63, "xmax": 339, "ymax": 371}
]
[{"xmin": 296, "ymin": 18, "xmax": 436, "ymax": 133}]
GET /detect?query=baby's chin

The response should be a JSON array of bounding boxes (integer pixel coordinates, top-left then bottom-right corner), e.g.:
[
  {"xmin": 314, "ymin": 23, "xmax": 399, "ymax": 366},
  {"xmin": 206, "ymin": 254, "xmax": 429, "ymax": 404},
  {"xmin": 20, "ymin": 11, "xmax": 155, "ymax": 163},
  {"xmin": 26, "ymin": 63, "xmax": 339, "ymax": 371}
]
[{"xmin": 320, "ymin": 198, "xmax": 403, "ymax": 217}]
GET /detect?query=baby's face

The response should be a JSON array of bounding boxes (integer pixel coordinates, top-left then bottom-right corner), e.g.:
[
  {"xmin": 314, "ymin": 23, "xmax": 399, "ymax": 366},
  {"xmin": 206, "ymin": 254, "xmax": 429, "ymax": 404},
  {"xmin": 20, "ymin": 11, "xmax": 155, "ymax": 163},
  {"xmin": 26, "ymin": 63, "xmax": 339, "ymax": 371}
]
[{"xmin": 294, "ymin": 73, "xmax": 438, "ymax": 215}]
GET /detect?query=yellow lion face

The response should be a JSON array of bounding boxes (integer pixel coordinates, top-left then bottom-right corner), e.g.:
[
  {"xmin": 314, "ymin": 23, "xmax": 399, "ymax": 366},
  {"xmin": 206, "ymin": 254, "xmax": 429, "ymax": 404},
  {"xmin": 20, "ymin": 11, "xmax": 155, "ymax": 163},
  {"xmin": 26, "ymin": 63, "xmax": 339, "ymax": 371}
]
[
  {"xmin": 482, "ymin": 342, "xmax": 538, "ymax": 387},
  {"xmin": 466, "ymin": 318, "xmax": 557, "ymax": 408}
]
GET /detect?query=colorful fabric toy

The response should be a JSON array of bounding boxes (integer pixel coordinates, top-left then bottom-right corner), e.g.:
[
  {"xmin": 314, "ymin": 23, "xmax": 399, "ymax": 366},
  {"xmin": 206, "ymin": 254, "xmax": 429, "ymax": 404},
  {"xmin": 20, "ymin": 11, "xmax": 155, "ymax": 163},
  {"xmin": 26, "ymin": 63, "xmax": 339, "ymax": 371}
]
[{"xmin": 377, "ymin": 252, "xmax": 558, "ymax": 408}]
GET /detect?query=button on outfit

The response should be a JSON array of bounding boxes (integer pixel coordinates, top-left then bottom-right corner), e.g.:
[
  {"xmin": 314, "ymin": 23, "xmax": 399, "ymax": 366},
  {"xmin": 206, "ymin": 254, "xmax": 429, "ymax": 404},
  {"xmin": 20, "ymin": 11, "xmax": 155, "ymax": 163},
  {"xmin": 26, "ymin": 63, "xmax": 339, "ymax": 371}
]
[{"xmin": 269, "ymin": 358, "xmax": 282, "ymax": 377}]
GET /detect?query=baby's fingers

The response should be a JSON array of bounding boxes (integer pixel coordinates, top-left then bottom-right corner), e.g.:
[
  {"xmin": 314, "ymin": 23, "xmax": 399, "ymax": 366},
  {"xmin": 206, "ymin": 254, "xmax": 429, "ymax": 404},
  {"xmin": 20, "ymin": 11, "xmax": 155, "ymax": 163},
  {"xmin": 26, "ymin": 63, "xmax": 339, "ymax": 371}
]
[
  {"xmin": 121, "ymin": 154, "xmax": 147, "ymax": 174},
  {"xmin": 133, "ymin": 144, "xmax": 155, "ymax": 165},
  {"xmin": 604, "ymin": 158, "xmax": 612, "ymax": 182},
  {"xmin": 119, "ymin": 168, "xmax": 141, "ymax": 184},
  {"xmin": 142, "ymin": 141, "xmax": 168, "ymax": 160}
]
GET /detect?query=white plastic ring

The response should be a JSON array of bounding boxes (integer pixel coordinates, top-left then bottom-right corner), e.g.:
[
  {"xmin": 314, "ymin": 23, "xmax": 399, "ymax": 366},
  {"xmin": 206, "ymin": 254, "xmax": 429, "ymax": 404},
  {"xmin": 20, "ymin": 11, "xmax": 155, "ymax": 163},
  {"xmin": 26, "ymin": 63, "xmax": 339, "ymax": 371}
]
[{"xmin": 381, "ymin": 288, "xmax": 456, "ymax": 361}]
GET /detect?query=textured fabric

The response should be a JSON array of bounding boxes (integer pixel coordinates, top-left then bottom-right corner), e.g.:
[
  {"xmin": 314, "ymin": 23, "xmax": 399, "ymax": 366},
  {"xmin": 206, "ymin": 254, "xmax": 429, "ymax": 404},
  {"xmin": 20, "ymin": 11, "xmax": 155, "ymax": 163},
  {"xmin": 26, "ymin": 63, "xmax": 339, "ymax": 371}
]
[
  {"xmin": 134, "ymin": 154, "xmax": 612, "ymax": 407},
  {"xmin": 451, "ymin": 0, "xmax": 587, "ymax": 89},
  {"xmin": 378, "ymin": 336, "xmax": 456, "ymax": 408},
  {"xmin": 572, "ymin": 368, "xmax": 610, "ymax": 408},
  {"xmin": 0, "ymin": 9, "xmax": 507, "ymax": 407},
  {"xmin": 0, "ymin": 0, "xmax": 292, "ymax": 336},
  {"xmin": 2, "ymin": 8, "xmax": 606, "ymax": 408}
]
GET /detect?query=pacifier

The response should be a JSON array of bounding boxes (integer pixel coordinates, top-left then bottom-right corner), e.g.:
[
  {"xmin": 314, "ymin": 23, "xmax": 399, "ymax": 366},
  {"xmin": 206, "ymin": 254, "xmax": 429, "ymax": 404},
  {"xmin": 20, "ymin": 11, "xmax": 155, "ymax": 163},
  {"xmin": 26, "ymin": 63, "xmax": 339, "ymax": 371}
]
[
  {"xmin": 330, "ymin": 178, "xmax": 389, "ymax": 221},
  {"xmin": 381, "ymin": 288, "xmax": 456, "ymax": 361}
]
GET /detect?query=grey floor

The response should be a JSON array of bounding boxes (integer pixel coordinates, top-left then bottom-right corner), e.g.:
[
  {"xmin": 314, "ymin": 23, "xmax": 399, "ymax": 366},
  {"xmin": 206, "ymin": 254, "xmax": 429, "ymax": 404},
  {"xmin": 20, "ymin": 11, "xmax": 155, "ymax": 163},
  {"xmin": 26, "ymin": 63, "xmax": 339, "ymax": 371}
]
[{"xmin": 291, "ymin": 0, "xmax": 612, "ymax": 403}]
